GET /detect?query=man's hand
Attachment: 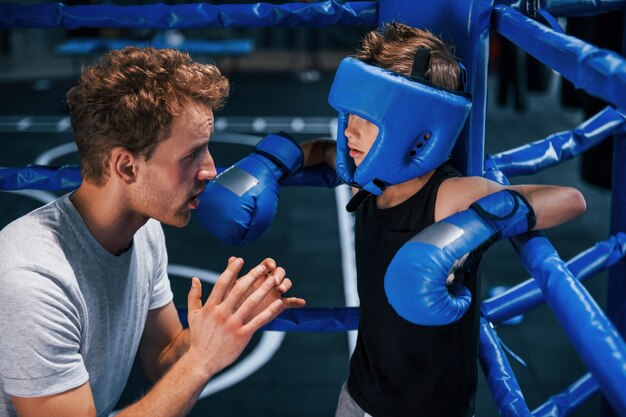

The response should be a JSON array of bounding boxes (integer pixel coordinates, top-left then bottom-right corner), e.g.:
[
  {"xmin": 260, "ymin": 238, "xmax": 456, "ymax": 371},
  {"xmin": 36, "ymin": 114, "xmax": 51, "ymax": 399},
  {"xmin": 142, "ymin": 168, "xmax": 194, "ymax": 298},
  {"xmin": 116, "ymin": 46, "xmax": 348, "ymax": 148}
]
[
  {"xmin": 185, "ymin": 257, "xmax": 304, "ymax": 379},
  {"xmin": 234, "ymin": 257, "xmax": 306, "ymax": 316}
]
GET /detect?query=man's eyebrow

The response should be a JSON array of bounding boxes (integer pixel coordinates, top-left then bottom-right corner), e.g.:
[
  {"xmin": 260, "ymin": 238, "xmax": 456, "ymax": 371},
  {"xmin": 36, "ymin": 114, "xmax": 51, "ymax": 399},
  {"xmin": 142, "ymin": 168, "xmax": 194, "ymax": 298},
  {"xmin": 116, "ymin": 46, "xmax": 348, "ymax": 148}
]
[
  {"xmin": 188, "ymin": 139, "xmax": 210, "ymax": 154},
  {"xmin": 197, "ymin": 139, "xmax": 210, "ymax": 148}
]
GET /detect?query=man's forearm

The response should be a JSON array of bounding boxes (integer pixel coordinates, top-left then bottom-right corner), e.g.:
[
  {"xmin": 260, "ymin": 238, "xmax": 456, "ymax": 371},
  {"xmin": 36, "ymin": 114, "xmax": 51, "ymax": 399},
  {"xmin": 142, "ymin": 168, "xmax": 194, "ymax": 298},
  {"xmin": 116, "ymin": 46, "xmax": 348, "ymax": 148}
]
[
  {"xmin": 142, "ymin": 328, "xmax": 191, "ymax": 382},
  {"xmin": 118, "ymin": 351, "xmax": 210, "ymax": 417},
  {"xmin": 156, "ymin": 329, "xmax": 191, "ymax": 379}
]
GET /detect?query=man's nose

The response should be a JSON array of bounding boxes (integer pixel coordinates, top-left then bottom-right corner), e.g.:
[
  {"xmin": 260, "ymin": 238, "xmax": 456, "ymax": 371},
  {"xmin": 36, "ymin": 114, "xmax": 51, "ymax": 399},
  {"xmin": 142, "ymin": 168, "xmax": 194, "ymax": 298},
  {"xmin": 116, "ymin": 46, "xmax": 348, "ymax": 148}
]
[{"xmin": 198, "ymin": 151, "xmax": 217, "ymax": 181}]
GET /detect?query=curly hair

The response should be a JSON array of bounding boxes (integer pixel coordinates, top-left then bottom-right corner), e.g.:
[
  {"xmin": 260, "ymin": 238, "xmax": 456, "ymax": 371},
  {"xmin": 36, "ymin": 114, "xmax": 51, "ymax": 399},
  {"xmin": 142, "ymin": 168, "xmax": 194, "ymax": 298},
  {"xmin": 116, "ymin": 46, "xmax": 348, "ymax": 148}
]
[
  {"xmin": 66, "ymin": 47, "xmax": 230, "ymax": 186},
  {"xmin": 354, "ymin": 21, "xmax": 461, "ymax": 91}
]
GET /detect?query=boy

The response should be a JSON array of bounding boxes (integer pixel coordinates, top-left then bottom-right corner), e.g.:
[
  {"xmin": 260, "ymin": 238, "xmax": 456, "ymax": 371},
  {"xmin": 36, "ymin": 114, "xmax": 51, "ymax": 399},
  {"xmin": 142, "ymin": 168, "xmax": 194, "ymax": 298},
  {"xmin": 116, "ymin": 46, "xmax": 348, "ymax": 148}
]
[{"xmin": 302, "ymin": 22, "xmax": 585, "ymax": 417}]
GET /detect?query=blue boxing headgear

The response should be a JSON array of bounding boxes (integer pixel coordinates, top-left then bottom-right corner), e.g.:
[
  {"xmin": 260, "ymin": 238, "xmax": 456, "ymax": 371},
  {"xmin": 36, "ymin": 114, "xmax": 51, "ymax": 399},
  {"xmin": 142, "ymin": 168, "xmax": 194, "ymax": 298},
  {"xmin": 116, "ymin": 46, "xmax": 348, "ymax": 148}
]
[{"xmin": 328, "ymin": 57, "xmax": 472, "ymax": 196}]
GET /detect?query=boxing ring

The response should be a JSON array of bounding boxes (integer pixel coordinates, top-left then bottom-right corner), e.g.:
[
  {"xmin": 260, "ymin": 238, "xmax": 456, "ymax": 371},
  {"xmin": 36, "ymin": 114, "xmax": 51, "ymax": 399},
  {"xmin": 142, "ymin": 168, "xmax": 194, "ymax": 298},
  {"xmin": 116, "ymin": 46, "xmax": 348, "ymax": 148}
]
[{"xmin": 2, "ymin": 0, "xmax": 626, "ymax": 416}]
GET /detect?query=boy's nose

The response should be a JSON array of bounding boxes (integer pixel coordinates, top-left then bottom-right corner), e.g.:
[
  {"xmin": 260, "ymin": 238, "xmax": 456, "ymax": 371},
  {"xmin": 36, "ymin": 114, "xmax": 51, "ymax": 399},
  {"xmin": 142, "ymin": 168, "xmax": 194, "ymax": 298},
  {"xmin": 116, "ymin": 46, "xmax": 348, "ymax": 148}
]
[{"xmin": 344, "ymin": 125, "xmax": 358, "ymax": 142}]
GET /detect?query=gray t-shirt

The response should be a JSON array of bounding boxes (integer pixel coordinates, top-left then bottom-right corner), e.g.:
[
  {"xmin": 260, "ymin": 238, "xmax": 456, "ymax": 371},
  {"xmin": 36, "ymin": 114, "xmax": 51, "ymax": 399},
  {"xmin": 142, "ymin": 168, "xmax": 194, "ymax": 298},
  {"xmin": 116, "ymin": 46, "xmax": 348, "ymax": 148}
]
[{"xmin": 0, "ymin": 194, "xmax": 173, "ymax": 417}]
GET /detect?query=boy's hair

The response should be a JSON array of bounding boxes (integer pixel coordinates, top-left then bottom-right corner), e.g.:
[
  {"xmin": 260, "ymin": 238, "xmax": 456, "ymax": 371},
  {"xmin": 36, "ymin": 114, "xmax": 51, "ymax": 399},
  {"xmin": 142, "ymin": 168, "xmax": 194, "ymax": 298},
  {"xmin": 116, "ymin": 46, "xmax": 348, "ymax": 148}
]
[
  {"xmin": 66, "ymin": 47, "xmax": 229, "ymax": 186},
  {"xmin": 354, "ymin": 21, "xmax": 461, "ymax": 91}
]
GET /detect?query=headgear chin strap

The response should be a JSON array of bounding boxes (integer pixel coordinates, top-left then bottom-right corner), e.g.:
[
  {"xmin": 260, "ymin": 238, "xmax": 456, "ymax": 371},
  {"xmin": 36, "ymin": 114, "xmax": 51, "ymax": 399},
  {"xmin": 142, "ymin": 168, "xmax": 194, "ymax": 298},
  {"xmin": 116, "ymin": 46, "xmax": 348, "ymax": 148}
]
[{"xmin": 328, "ymin": 57, "xmax": 472, "ymax": 197}]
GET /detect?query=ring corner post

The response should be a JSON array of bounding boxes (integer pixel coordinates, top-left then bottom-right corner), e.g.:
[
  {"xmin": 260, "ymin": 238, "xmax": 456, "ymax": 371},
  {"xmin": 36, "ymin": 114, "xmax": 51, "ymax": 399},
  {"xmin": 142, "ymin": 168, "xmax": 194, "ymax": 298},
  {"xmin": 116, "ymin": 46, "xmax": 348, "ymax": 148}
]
[
  {"xmin": 377, "ymin": 0, "xmax": 492, "ymax": 178},
  {"xmin": 602, "ymin": 11, "xmax": 626, "ymax": 417}
]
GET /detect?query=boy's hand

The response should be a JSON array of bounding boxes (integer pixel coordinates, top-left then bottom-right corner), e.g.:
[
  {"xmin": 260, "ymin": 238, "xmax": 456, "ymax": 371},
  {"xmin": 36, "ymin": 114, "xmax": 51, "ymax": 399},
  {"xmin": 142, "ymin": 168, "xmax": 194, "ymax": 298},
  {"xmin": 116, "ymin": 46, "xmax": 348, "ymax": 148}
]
[{"xmin": 385, "ymin": 190, "xmax": 535, "ymax": 326}]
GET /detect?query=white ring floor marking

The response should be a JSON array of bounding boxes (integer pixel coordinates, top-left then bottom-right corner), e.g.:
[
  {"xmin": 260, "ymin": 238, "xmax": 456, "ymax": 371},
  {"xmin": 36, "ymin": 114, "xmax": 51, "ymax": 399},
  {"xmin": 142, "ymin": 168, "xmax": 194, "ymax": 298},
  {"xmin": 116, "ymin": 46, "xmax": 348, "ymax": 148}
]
[
  {"xmin": 199, "ymin": 332, "xmax": 286, "ymax": 399},
  {"xmin": 3, "ymin": 189, "xmax": 57, "ymax": 204},
  {"xmin": 56, "ymin": 117, "xmax": 71, "ymax": 132},
  {"xmin": 167, "ymin": 264, "xmax": 219, "ymax": 284},
  {"xmin": 17, "ymin": 116, "xmax": 32, "ymax": 131},
  {"xmin": 35, "ymin": 142, "xmax": 77, "ymax": 165},
  {"xmin": 335, "ymin": 185, "xmax": 359, "ymax": 356},
  {"xmin": 328, "ymin": 118, "xmax": 359, "ymax": 356}
]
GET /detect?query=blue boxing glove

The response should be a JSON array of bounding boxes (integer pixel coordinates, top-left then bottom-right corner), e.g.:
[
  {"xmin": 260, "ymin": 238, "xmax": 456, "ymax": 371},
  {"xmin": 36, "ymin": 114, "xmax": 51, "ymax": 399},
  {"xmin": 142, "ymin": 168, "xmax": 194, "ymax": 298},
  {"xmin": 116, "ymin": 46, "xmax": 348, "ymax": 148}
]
[
  {"xmin": 384, "ymin": 189, "xmax": 536, "ymax": 326},
  {"xmin": 196, "ymin": 132, "xmax": 303, "ymax": 245}
]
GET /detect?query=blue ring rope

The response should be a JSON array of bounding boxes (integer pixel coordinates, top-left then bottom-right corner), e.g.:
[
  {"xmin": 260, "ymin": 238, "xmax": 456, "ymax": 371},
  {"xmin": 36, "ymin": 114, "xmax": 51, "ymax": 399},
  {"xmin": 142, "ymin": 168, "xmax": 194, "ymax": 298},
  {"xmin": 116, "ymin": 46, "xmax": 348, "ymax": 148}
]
[
  {"xmin": 493, "ymin": 5, "xmax": 626, "ymax": 110},
  {"xmin": 0, "ymin": 164, "xmax": 342, "ymax": 191},
  {"xmin": 0, "ymin": 1, "xmax": 377, "ymax": 29}
]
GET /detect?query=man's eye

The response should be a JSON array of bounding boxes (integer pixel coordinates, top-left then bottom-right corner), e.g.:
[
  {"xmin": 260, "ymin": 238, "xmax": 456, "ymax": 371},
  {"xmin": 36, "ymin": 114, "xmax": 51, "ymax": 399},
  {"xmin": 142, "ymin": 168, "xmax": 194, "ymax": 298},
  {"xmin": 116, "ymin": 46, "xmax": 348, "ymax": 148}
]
[{"xmin": 189, "ymin": 149, "xmax": 202, "ymax": 159}]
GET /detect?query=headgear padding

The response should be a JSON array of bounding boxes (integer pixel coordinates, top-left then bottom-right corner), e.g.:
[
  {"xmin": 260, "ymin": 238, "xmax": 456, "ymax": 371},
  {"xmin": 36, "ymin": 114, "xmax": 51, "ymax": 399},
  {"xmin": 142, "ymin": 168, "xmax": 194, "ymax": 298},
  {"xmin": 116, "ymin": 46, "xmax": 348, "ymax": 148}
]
[{"xmin": 328, "ymin": 57, "xmax": 472, "ymax": 195}]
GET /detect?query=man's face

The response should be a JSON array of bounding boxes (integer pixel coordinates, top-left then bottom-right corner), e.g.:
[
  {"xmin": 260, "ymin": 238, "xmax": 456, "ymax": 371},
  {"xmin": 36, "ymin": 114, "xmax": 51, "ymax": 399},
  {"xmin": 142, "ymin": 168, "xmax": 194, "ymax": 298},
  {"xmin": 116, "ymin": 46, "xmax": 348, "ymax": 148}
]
[
  {"xmin": 344, "ymin": 114, "xmax": 379, "ymax": 167},
  {"xmin": 132, "ymin": 103, "xmax": 217, "ymax": 227}
]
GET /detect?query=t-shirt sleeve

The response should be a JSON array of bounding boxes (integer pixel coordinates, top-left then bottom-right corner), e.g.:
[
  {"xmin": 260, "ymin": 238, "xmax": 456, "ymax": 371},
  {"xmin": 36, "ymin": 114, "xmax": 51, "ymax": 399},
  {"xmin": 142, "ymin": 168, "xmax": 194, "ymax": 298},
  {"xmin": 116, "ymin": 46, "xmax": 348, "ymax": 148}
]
[
  {"xmin": 148, "ymin": 221, "xmax": 173, "ymax": 310},
  {"xmin": 0, "ymin": 270, "xmax": 88, "ymax": 397}
]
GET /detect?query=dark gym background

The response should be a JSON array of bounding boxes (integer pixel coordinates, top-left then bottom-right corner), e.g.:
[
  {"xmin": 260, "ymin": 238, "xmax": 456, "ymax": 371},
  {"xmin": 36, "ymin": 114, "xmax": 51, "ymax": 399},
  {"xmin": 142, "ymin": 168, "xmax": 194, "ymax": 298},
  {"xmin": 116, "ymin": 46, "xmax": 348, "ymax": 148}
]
[{"xmin": 0, "ymin": 5, "xmax": 621, "ymax": 416}]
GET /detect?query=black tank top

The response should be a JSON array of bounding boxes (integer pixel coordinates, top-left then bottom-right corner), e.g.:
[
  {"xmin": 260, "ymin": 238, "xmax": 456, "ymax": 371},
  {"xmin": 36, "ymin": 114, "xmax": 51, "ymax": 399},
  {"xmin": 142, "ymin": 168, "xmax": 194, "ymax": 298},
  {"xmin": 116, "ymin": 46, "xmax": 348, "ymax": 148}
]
[{"xmin": 348, "ymin": 163, "xmax": 480, "ymax": 417}]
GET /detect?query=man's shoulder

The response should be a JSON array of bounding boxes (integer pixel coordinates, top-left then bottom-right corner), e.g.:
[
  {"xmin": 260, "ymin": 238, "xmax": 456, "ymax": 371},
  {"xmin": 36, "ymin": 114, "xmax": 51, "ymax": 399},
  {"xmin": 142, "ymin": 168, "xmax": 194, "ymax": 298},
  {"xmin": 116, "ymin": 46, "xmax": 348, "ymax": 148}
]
[
  {"xmin": 1, "ymin": 196, "xmax": 65, "ymax": 241},
  {"xmin": 0, "ymin": 197, "xmax": 72, "ymax": 272},
  {"xmin": 137, "ymin": 218, "xmax": 165, "ymax": 247}
]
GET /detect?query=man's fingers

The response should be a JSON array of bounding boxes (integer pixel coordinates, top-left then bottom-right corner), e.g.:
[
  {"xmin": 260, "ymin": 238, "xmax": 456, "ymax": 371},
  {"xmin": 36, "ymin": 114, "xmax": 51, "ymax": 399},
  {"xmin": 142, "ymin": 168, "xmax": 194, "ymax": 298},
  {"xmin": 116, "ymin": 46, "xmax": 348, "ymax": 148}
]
[
  {"xmin": 221, "ymin": 262, "xmax": 269, "ymax": 311},
  {"xmin": 243, "ymin": 299, "xmax": 285, "ymax": 332},
  {"xmin": 187, "ymin": 277, "xmax": 203, "ymax": 312},
  {"xmin": 267, "ymin": 267, "xmax": 286, "ymax": 286},
  {"xmin": 260, "ymin": 257, "xmax": 277, "ymax": 272},
  {"xmin": 233, "ymin": 274, "xmax": 278, "ymax": 320},
  {"xmin": 276, "ymin": 277, "xmax": 292, "ymax": 294},
  {"xmin": 282, "ymin": 297, "xmax": 306, "ymax": 309},
  {"xmin": 208, "ymin": 257, "xmax": 243, "ymax": 305}
]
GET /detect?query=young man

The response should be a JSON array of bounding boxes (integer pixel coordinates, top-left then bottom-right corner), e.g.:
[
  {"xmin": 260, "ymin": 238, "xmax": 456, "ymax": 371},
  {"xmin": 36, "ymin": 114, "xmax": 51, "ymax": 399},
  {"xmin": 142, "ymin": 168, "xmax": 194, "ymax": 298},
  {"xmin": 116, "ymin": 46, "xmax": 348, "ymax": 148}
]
[
  {"xmin": 303, "ymin": 22, "xmax": 586, "ymax": 417},
  {"xmin": 0, "ymin": 47, "xmax": 304, "ymax": 417}
]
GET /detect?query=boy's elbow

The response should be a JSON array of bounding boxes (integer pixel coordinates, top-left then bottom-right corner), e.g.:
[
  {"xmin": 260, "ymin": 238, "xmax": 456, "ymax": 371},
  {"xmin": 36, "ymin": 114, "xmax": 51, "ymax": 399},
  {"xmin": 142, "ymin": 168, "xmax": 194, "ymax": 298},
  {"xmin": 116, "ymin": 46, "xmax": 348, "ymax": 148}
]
[{"xmin": 568, "ymin": 187, "xmax": 587, "ymax": 218}]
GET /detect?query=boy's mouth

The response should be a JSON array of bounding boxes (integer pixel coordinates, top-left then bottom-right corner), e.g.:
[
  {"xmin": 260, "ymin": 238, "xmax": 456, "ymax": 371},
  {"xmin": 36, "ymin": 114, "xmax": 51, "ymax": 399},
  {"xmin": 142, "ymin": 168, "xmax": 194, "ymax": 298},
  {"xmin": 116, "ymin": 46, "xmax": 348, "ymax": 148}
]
[{"xmin": 349, "ymin": 148, "xmax": 364, "ymax": 159}]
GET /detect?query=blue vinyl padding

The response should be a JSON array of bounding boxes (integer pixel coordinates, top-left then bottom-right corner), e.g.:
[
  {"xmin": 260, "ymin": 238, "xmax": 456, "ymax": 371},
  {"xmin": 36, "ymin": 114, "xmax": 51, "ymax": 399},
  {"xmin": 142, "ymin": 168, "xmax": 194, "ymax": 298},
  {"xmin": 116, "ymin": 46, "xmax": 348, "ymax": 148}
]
[
  {"xmin": 493, "ymin": 5, "xmax": 626, "ymax": 110},
  {"xmin": 508, "ymin": 232, "xmax": 626, "ymax": 416},
  {"xmin": 532, "ymin": 373, "xmax": 599, "ymax": 417},
  {"xmin": 178, "ymin": 307, "xmax": 359, "ymax": 332},
  {"xmin": 482, "ymin": 233, "xmax": 626, "ymax": 324},
  {"xmin": 478, "ymin": 318, "xmax": 531, "ymax": 417},
  {"xmin": 495, "ymin": 0, "xmax": 626, "ymax": 17},
  {"xmin": 0, "ymin": 1, "xmax": 377, "ymax": 29},
  {"xmin": 483, "ymin": 165, "xmax": 626, "ymax": 416},
  {"xmin": 0, "ymin": 164, "xmax": 340, "ymax": 191},
  {"xmin": 379, "ymin": 0, "xmax": 493, "ymax": 176},
  {"xmin": 0, "ymin": 165, "xmax": 82, "ymax": 191},
  {"xmin": 490, "ymin": 106, "xmax": 626, "ymax": 177}
]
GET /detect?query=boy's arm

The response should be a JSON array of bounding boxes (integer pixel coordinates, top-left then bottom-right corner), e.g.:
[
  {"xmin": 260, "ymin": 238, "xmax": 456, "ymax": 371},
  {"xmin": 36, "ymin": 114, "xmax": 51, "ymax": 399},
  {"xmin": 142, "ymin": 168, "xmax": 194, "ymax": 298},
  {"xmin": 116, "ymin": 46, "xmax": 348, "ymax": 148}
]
[
  {"xmin": 300, "ymin": 139, "xmax": 336, "ymax": 169},
  {"xmin": 436, "ymin": 176, "xmax": 586, "ymax": 229}
]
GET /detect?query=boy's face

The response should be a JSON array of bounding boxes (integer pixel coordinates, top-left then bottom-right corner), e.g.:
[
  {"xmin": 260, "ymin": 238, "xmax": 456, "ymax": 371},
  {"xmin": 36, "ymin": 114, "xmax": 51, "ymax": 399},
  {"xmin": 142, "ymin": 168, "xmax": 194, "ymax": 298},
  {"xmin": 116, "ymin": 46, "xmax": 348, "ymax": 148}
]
[
  {"xmin": 132, "ymin": 102, "xmax": 217, "ymax": 227},
  {"xmin": 344, "ymin": 114, "xmax": 379, "ymax": 167}
]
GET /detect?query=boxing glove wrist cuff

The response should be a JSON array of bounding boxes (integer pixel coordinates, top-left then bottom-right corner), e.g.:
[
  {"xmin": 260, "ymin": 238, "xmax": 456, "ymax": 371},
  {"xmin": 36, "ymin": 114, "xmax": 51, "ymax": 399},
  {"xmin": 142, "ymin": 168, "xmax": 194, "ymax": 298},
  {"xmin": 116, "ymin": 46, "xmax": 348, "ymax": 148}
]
[
  {"xmin": 469, "ymin": 189, "xmax": 537, "ymax": 237},
  {"xmin": 255, "ymin": 132, "xmax": 303, "ymax": 178}
]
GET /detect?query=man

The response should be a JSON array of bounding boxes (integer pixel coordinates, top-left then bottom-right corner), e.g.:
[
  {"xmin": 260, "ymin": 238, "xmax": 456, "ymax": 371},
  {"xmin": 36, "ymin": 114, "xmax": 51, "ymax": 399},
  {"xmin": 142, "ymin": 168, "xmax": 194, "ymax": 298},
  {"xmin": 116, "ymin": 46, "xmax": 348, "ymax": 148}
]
[{"xmin": 0, "ymin": 47, "xmax": 304, "ymax": 417}]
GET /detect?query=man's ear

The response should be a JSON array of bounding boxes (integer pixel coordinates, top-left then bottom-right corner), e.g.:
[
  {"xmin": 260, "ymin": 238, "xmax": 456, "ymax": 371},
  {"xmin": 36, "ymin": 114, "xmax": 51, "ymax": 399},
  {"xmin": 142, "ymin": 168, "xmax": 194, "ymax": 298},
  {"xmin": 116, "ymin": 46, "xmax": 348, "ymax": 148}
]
[{"xmin": 111, "ymin": 148, "xmax": 139, "ymax": 183}]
